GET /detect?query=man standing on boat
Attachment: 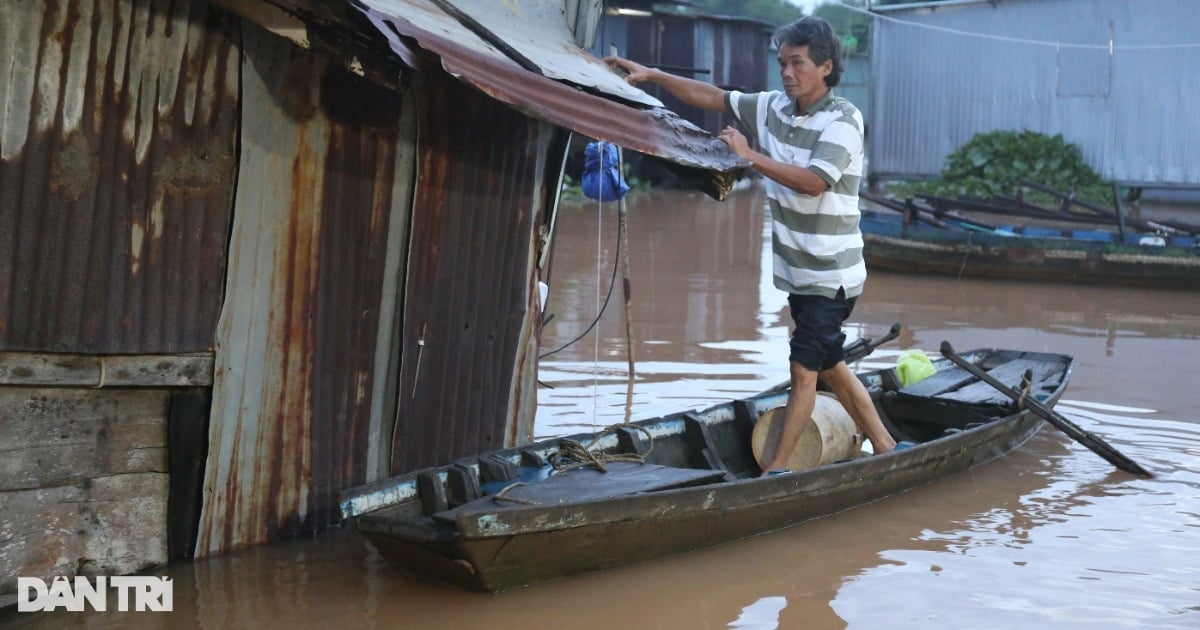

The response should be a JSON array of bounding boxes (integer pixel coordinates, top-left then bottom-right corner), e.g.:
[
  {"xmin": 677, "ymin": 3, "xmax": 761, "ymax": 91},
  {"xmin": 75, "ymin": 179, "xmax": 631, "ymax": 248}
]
[{"xmin": 606, "ymin": 17, "xmax": 900, "ymax": 469}]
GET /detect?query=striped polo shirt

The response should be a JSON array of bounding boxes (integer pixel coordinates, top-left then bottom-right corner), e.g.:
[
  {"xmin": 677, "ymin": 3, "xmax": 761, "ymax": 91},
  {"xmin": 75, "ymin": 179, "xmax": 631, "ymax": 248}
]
[{"xmin": 725, "ymin": 89, "xmax": 867, "ymax": 299}]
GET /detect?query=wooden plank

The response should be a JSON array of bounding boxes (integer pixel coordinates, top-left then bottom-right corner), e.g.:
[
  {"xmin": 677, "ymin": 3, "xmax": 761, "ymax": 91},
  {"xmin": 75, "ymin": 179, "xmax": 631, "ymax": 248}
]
[
  {"xmin": 102, "ymin": 354, "xmax": 214, "ymax": 387},
  {"xmin": 477, "ymin": 454, "xmax": 517, "ymax": 484},
  {"xmin": 519, "ymin": 449, "xmax": 545, "ymax": 467},
  {"xmin": 684, "ymin": 415, "xmax": 728, "ymax": 472},
  {"xmin": 898, "ymin": 366, "xmax": 977, "ymax": 398},
  {"xmin": 940, "ymin": 358, "xmax": 1055, "ymax": 406},
  {"xmin": 0, "ymin": 353, "xmax": 100, "ymax": 386},
  {"xmin": 446, "ymin": 465, "xmax": 482, "ymax": 508},
  {"xmin": 615, "ymin": 426, "xmax": 651, "ymax": 457},
  {"xmin": 417, "ymin": 472, "xmax": 448, "ymax": 516},
  {"xmin": 0, "ymin": 352, "xmax": 213, "ymax": 387},
  {"xmin": 431, "ymin": 462, "xmax": 727, "ymax": 524},
  {"xmin": 0, "ymin": 473, "xmax": 168, "ymax": 591},
  {"xmin": 732, "ymin": 399, "xmax": 760, "ymax": 436},
  {"xmin": 0, "ymin": 388, "xmax": 169, "ymax": 491}
]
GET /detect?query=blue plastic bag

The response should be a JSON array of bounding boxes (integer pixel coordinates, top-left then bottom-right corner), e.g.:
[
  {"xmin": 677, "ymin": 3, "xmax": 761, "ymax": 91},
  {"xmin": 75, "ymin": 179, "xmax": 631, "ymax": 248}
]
[{"xmin": 581, "ymin": 141, "xmax": 629, "ymax": 202}]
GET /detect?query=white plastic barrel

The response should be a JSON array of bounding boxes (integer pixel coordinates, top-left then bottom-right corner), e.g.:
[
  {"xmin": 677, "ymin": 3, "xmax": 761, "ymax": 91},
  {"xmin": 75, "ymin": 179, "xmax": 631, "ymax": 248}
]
[{"xmin": 751, "ymin": 392, "xmax": 863, "ymax": 470}]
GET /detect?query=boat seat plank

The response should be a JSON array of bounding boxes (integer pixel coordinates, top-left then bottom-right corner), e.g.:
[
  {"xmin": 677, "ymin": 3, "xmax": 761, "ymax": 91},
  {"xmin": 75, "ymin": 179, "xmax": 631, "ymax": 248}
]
[
  {"xmin": 883, "ymin": 356, "xmax": 1062, "ymax": 430},
  {"xmin": 684, "ymin": 415, "xmax": 729, "ymax": 472},
  {"xmin": 615, "ymin": 426, "xmax": 651, "ymax": 457},
  {"xmin": 446, "ymin": 465, "xmax": 482, "ymax": 508},
  {"xmin": 430, "ymin": 462, "xmax": 727, "ymax": 525},
  {"xmin": 897, "ymin": 366, "xmax": 977, "ymax": 398},
  {"xmin": 938, "ymin": 358, "xmax": 1055, "ymax": 406},
  {"xmin": 417, "ymin": 471, "xmax": 448, "ymax": 516}
]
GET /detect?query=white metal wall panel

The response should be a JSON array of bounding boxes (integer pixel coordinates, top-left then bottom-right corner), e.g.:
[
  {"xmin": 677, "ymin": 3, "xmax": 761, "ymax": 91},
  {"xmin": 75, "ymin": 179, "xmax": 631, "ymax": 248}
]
[{"xmin": 870, "ymin": 0, "xmax": 1200, "ymax": 187}]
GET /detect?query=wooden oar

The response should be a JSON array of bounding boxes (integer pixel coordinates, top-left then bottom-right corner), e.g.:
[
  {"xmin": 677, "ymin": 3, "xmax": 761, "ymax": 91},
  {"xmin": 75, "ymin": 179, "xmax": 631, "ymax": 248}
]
[{"xmin": 939, "ymin": 341, "xmax": 1153, "ymax": 477}]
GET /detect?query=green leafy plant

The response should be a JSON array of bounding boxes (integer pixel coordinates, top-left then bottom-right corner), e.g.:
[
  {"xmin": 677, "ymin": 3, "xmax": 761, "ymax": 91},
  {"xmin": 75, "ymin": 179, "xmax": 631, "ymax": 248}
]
[{"xmin": 894, "ymin": 130, "xmax": 1113, "ymax": 206}]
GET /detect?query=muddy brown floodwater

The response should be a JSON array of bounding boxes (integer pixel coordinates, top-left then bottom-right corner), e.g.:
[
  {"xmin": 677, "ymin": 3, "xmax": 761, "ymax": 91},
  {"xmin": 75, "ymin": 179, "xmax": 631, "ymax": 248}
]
[{"xmin": 9, "ymin": 185, "xmax": 1200, "ymax": 629}]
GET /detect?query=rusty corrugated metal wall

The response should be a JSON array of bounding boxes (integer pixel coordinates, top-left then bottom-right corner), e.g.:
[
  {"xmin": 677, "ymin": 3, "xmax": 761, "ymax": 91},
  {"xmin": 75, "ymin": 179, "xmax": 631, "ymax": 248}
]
[
  {"xmin": 0, "ymin": 0, "xmax": 238, "ymax": 353},
  {"xmin": 390, "ymin": 69, "xmax": 564, "ymax": 473},
  {"xmin": 197, "ymin": 19, "xmax": 415, "ymax": 553}
]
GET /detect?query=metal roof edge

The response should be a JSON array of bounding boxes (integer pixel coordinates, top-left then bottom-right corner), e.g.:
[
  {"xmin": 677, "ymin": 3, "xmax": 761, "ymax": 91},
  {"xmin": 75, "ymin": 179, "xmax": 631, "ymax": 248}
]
[
  {"xmin": 872, "ymin": 0, "xmax": 1000, "ymax": 13},
  {"xmin": 360, "ymin": 2, "xmax": 748, "ymax": 198}
]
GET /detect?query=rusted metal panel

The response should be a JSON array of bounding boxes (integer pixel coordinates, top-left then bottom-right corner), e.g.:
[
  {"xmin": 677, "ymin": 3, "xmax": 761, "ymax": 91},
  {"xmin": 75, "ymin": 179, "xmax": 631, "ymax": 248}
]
[
  {"xmin": 213, "ymin": 0, "xmax": 415, "ymax": 91},
  {"xmin": 389, "ymin": 68, "xmax": 556, "ymax": 474},
  {"xmin": 198, "ymin": 22, "xmax": 412, "ymax": 554},
  {"xmin": 224, "ymin": 0, "xmax": 745, "ymax": 194},
  {"xmin": 0, "ymin": 0, "xmax": 239, "ymax": 354}
]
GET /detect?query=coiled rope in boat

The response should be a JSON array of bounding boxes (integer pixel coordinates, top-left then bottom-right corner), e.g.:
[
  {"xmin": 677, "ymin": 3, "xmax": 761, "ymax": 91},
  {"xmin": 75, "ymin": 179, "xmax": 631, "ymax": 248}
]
[{"xmin": 491, "ymin": 424, "xmax": 655, "ymax": 505}]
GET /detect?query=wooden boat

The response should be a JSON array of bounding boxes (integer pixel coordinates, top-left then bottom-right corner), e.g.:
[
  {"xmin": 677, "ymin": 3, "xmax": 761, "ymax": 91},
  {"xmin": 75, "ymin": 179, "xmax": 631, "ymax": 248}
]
[
  {"xmin": 340, "ymin": 335, "xmax": 1075, "ymax": 592},
  {"xmin": 858, "ymin": 194, "xmax": 1200, "ymax": 289}
]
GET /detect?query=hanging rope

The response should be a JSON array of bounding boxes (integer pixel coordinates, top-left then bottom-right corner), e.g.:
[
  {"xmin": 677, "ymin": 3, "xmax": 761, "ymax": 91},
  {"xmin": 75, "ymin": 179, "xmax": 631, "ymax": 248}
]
[{"xmin": 537, "ymin": 194, "xmax": 623, "ymax": 360}]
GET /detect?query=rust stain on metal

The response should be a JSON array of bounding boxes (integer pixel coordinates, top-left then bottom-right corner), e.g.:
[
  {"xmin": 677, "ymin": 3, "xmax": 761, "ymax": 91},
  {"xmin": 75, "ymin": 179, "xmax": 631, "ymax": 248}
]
[
  {"xmin": 390, "ymin": 69, "xmax": 547, "ymax": 474},
  {"xmin": 0, "ymin": 0, "xmax": 239, "ymax": 353},
  {"xmin": 198, "ymin": 27, "xmax": 410, "ymax": 553}
]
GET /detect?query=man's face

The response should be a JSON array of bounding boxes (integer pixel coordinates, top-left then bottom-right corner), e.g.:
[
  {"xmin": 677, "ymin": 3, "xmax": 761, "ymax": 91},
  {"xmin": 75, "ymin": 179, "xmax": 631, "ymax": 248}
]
[{"xmin": 778, "ymin": 43, "xmax": 831, "ymax": 106}]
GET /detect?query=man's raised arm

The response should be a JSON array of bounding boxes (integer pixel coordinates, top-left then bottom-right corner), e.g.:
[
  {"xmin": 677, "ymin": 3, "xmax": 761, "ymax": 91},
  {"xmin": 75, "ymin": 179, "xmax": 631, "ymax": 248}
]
[{"xmin": 604, "ymin": 57, "xmax": 728, "ymax": 112}]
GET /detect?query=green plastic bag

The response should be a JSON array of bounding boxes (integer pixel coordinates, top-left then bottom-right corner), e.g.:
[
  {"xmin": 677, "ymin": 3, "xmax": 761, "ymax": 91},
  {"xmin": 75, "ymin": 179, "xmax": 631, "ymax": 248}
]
[{"xmin": 896, "ymin": 350, "xmax": 936, "ymax": 386}]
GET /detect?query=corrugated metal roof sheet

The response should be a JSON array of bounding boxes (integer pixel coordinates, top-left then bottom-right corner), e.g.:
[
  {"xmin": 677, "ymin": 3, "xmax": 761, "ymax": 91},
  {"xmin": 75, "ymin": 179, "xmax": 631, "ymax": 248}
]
[
  {"xmin": 218, "ymin": 0, "xmax": 746, "ymax": 196},
  {"xmin": 412, "ymin": 0, "xmax": 663, "ymax": 106},
  {"xmin": 357, "ymin": 0, "xmax": 746, "ymax": 197},
  {"xmin": 869, "ymin": 0, "xmax": 1200, "ymax": 187}
]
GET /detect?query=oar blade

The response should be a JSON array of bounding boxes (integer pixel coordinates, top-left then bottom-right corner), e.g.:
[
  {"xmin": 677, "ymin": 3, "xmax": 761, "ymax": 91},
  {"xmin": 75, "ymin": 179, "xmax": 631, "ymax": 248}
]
[{"xmin": 939, "ymin": 341, "xmax": 1153, "ymax": 478}]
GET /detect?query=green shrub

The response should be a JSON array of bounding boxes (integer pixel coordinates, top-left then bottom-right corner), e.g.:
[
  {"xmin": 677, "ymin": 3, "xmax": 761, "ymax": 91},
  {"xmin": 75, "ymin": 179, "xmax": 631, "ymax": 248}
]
[{"xmin": 893, "ymin": 130, "xmax": 1112, "ymax": 206}]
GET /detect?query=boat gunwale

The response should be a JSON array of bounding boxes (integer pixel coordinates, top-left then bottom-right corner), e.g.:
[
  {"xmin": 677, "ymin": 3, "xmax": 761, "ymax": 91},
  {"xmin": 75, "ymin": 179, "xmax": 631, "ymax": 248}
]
[{"xmin": 443, "ymin": 402, "xmax": 1061, "ymax": 540}]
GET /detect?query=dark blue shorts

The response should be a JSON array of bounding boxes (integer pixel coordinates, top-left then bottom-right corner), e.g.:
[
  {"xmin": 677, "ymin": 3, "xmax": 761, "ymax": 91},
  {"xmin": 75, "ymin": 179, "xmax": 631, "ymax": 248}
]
[{"xmin": 787, "ymin": 288, "xmax": 857, "ymax": 371}]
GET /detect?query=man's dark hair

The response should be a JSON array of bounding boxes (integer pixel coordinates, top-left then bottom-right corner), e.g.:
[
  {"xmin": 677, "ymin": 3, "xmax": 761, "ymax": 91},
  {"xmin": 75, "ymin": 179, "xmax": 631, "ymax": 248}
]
[{"xmin": 773, "ymin": 17, "xmax": 844, "ymax": 87}]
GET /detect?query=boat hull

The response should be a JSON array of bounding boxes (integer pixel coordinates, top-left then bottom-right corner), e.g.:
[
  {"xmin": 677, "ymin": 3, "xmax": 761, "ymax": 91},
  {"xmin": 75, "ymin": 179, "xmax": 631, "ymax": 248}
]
[
  {"xmin": 343, "ymin": 347, "xmax": 1073, "ymax": 592},
  {"xmin": 860, "ymin": 211, "xmax": 1200, "ymax": 289}
]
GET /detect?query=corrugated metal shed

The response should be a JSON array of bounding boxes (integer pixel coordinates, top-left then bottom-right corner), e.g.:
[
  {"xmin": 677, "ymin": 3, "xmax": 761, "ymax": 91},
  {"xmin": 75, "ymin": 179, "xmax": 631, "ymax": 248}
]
[
  {"xmin": 594, "ymin": 11, "xmax": 772, "ymax": 136},
  {"xmin": 196, "ymin": 0, "xmax": 748, "ymax": 553},
  {"xmin": 870, "ymin": 0, "xmax": 1200, "ymax": 187},
  {"xmin": 3, "ymin": 0, "xmax": 751, "ymax": 559},
  {"xmin": 0, "ymin": 0, "xmax": 238, "ymax": 353}
]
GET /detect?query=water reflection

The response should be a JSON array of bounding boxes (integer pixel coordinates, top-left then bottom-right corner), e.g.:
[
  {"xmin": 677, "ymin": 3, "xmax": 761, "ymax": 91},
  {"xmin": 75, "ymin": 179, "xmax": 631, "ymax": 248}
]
[
  {"xmin": 830, "ymin": 398, "xmax": 1200, "ymax": 629},
  {"xmin": 729, "ymin": 596, "xmax": 787, "ymax": 629}
]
